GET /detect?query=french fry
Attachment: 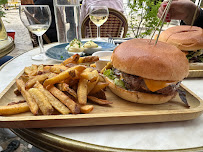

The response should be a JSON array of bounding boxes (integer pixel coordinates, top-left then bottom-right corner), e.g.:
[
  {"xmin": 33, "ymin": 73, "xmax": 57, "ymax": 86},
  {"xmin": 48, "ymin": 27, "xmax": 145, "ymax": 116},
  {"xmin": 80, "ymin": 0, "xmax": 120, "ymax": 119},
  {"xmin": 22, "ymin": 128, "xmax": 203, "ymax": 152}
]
[
  {"xmin": 99, "ymin": 73, "xmax": 105, "ymax": 82},
  {"xmin": 7, "ymin": 100, "xmax": 26, "ymax": 105},
  {"xmin": 25, "ymin": 73, "xmax": 49, "ymax": 89},
  {"xmin": 77, "ymin": 78, "xmax": 88, "ymax": 105},
  {"xmin": 87, "ymin": 77, "xmax": 99, "ymax": 94},
  {"xmin": 68, "ymin": 79, "xmax": 79, "ymax": 88},
  {"xmin": 91, "ymin": 90, "xmax": 107, "ymax": 100},
  {"xmin": 77, "ymin": 56, "xmax": 99, "ymax": 64},
  {"xmin": 62, "ymin": 54, "xmax": 80, "ymax": 66},
  {"xmin": 48, "ymin": 86, "xmax": 80, "ymax": 114},
  {"xmin": 34, "ymin": 82, "xmax": 70, "ymax": 115},
  {"xmin": 37, "ymin": 64, "xmax": 44, "ymax": 74},
  {"xmin": 43, "ymin": 65, "xmax": 86, "ymax": 87},
  {"xmin": 0, "ymin": 102, "xmax": 30, "ymax": 115},
  {"xmin": 24, "ymin": 64, "xmax": 38, "ymax": 76},
  {"xmin": 12, "ymin": 59, "xmax": 112, "ymax": 116},
  {"xmin": 14, "ymin": 88, "xmax": 21, "ymax": 96},
  {"xmin": 50, "ymin": 64, "xmax": 68, "ymax": 74},
  {"xmin": 83, "ymin": 67, "xmax": 93, "ymax": 72},
  {"xmin": 16, "ymin": 79, "xmax": 39, "ymax": 115},
  {"xmin": 48, "ymin": 72, "xmax": 58, "ymax": 79},
  {"xmin": 28, "ymin": 88, "xmax": 54, "ymax": 115},
  {"xmin": 20, "ymin": 75, "xmax": 34, "ymax": 83},
  {"xmin": 90, "ymin": 63, "xmax": 96, "ymax": 68},
  {"xmin": 80, "ymin": 70, "xmax": 99, "ymax": 82},
  {"xmin": 100, "ymin": 62, "xmax": 113, "ymax": 74},
  {"xmin": 43, "ymin": 65, "xmax": 51, "ymax": 73},
  {"xmin": 80, "ymin": 105, "xmax": 94, "ymax": 114},
  {"xmin": 56, "ymin": 83, "xmax": 77, "ymax": 98},
  {"xmin": 87, "ymin": 96, "xmax": 113, "ymax": 105},
  {"xmin": 89, "ymin": 82, "xmax": 108, "ymax": 95}
]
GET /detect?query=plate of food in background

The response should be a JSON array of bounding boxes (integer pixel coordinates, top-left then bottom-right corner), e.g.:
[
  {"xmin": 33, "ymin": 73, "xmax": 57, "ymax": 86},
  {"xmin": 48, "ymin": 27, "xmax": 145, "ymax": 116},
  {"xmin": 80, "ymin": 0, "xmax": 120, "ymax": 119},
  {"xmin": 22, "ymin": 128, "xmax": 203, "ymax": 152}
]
[{"xmin": 45, "ymin": 39, "xmax": 116, "ymax": 62}]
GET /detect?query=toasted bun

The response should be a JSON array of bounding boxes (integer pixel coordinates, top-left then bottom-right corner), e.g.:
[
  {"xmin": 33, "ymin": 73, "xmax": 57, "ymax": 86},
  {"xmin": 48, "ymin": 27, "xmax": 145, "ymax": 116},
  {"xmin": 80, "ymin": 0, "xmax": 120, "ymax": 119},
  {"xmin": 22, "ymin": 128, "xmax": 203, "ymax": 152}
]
[
  {"xmin": 105, "ymin": 77, "xmax": 176, "ymax": 104},
  {"xmin": 158, "ymin": 25, "xmax": 203, "ymax": 51},
  {"xmin": 111, "ymin": 39, "xmax": 189, "ymax": 81}
]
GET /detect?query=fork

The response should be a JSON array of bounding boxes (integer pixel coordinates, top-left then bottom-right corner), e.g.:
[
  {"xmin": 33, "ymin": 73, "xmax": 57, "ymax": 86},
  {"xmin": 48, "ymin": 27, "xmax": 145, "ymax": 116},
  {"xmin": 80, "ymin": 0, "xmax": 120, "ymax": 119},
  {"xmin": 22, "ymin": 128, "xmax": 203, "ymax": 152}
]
[
  {"xmin": 107, "ymin": 34, "xmax": 116, "ymax": 45},
  {"xmin": 108, "ymin": 38, "xmax": 115, "ymax": 45}
]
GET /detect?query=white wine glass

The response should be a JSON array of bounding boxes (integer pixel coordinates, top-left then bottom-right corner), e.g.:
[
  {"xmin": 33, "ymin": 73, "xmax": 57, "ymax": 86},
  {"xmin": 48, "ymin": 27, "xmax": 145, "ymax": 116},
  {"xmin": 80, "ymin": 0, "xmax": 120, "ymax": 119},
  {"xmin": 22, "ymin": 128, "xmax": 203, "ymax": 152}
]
[
  {"xmin": 89, "ymin": 6, "xmax": 109, "ymax": 40},
  {"xmin": 19, "ymin": 5, "xmax": 51, "ymax": 60}
]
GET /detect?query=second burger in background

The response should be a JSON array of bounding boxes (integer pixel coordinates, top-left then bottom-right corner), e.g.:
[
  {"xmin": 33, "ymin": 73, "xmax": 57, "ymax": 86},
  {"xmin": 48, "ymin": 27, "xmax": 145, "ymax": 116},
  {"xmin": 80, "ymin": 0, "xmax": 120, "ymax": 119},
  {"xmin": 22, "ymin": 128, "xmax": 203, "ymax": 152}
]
[
  {"xmin": 103, "ymin": 39, "xmax": 189, "ymax": 104},
  {"xmin": 158, "ymin": 25, "xmax": 203, "ymax": 63}
]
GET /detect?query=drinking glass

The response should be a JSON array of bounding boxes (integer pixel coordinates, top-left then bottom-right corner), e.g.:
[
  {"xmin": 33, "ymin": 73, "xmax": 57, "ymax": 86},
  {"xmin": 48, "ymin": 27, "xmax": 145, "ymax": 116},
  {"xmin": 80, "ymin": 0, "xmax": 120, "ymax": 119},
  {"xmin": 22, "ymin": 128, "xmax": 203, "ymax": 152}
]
[
  {"xmin": 89, "ymin": 6, "xmax": 109, "ymax": 40},
  {"xmin": 54, "ymin": 0, "xmax": 81, "ymax": 43},
  {"xmin": 19, "ymin": 5, "xmax": 51, "ymax": 60},
  {"xmin": 0, "ymin": 17, "xmax": 8, "ymax": 41}
]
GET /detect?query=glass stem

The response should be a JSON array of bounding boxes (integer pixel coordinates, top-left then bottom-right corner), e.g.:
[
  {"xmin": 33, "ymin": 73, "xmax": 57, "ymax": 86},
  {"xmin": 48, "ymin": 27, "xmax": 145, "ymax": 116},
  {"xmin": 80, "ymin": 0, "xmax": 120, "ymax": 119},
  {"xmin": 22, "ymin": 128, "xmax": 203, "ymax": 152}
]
[
  {"xmin": 97, "ymin": 26, "xmax": 101, "ymax": 39},
  {"xmin": 38, "ymin": 35, "xmax": 44, "ymax": 54}
]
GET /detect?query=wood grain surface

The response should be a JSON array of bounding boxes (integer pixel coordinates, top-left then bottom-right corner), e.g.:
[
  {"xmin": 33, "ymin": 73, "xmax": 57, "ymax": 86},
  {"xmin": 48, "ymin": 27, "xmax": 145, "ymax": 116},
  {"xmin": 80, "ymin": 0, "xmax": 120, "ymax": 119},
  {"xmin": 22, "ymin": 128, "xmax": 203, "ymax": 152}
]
[
  {"xmin": 188, "ymin": 63, "xmax": 203, "ymax": 78},
  {"xmin": 0, "ymin": 71, "xmax": 203, "ymax": 128}
]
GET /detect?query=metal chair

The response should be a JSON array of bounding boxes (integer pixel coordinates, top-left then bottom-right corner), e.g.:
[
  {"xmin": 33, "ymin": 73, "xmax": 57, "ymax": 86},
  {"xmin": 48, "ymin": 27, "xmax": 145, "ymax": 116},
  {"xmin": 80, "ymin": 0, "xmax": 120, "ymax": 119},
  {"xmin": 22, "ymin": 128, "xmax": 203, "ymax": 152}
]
[{"xmin": 81, "ymin": 8, "xmax": 128, "ymax": 38}]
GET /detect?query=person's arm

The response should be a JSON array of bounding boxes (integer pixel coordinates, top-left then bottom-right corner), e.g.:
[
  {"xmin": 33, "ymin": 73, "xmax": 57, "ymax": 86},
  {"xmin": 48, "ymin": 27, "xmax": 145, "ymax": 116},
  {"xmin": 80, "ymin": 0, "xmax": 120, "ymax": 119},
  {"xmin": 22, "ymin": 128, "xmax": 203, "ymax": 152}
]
[
  {"xmin": 158, "ymin": 0, "xmax": 203, "ymax": 28},
  {"xmin": 180, "ymin": 7, "xmax": 203, "ymax": 28}
]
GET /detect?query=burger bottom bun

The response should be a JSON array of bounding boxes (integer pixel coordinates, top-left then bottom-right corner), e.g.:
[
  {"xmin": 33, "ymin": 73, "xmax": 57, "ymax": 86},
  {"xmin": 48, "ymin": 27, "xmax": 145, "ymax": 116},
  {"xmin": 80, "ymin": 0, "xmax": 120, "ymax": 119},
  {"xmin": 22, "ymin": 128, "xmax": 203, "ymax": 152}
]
[{"xmin": 105, "ymin": 77, "xmax": 176, "ymax": 104}]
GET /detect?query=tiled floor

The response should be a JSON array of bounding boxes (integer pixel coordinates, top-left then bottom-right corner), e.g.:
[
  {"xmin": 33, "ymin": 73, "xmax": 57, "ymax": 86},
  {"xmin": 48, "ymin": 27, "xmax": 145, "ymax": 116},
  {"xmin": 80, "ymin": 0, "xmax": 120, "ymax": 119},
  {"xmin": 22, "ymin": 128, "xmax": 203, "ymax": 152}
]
[{"xmin": 0, "ymin": 129, "xmax": 37, "ymax": 152}]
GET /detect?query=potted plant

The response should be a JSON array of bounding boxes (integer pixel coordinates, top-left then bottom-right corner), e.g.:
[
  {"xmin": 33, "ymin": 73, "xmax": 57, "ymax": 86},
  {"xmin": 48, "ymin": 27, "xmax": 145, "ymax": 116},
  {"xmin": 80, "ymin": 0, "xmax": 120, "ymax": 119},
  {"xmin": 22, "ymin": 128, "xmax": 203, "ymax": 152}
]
[
  {"xmin": 0, "ymin": 0, "xmax": 8, "ymax": 41},
  {"xmin": 127, "ymin": 0, "xmax": 162, "ymax": 38}
]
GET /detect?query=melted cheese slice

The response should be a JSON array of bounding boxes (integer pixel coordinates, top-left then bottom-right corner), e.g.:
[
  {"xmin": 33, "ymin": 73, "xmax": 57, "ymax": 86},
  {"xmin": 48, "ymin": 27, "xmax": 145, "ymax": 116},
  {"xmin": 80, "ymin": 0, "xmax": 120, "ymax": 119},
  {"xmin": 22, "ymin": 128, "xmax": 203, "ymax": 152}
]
[{"xmin": 144, "ymin": 78, "xmax": 175, "ymax": 92}]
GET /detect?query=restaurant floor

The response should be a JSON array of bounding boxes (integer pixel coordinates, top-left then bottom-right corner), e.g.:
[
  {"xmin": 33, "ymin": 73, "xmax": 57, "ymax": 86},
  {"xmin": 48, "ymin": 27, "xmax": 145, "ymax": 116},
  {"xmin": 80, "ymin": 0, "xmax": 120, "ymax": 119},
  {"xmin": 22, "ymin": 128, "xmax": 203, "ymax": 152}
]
[
  {"xmin": 1, "ymin": 8, "xmax": 179, "ymax": 152},
  {"xmin": 0, "ymin": 129, "xmax": 44, "ymax": 152}
]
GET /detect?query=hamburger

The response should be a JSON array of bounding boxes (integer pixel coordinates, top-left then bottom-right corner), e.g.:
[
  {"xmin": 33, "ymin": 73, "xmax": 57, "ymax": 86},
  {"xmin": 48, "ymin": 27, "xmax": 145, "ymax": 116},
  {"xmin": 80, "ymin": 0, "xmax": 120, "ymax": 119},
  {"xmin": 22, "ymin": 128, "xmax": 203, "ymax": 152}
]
[
  {"xmin": 103, "ymin": 39, "xmax": 189, "ymax": 104},
  {"xmin": 157, "ymin": 25, "xmax": 203, "ymax": 64}
]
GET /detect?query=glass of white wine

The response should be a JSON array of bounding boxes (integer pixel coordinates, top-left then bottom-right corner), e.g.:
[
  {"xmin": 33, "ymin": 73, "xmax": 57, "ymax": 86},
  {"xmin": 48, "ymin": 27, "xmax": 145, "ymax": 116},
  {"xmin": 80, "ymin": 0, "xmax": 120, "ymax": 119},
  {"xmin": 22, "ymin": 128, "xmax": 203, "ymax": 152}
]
[
  {"xmin": 19, "ymin": 5, "xmax": 51, "ymax": 60},
  {"xmin": 89, "ymin": 6, "xmax": 109, "ymax": 40},
  {"xmin": 0, "ymin": 17, "xmax": 8, "ymax": 41}
]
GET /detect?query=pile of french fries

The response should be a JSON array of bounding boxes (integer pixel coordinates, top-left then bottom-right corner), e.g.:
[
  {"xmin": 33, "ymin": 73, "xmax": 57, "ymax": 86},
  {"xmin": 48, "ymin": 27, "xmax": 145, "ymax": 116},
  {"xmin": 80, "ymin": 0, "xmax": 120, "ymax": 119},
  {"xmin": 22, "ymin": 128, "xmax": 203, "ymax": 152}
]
[{"xmin": 0, "ymin": 54, "xmax": 113, "ymax": 116}]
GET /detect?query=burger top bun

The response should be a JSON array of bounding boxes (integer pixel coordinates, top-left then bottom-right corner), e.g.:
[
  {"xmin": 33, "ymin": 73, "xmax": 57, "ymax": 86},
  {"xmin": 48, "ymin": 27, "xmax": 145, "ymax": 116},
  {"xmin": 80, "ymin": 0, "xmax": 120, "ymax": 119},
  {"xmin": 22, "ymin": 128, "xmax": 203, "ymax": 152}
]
[
  {"xmin": 158, "ymin": 25, "xmax": 203, "ymax": 51},
  {"xmin": 111, "ymin": 39, "xmax": 189, "ymax": 81}
]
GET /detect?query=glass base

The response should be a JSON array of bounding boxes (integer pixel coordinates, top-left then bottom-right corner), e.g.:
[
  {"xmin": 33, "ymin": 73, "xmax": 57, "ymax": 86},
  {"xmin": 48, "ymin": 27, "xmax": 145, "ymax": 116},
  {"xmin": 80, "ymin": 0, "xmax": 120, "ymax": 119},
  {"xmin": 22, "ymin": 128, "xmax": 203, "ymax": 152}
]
[{"xmin": 32, "ymin": 53, "xmax": 47, "ymax": 61}]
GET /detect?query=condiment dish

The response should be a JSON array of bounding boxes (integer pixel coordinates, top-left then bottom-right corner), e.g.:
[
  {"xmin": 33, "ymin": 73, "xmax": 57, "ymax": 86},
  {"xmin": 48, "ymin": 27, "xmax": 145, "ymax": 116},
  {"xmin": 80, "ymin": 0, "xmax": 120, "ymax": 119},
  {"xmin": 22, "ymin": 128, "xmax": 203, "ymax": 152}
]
[{"xmin": 92, "ymin": 51, "xmax": 112, "ymax": 70}]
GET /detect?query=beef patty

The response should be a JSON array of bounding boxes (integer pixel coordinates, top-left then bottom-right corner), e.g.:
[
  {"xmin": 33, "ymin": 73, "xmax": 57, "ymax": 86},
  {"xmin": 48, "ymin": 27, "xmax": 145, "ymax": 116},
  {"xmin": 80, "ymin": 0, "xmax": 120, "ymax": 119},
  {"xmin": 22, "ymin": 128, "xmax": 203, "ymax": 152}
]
[{"xmin": 113, "ymin": 68, "xmax": 179, "ymax": 96}]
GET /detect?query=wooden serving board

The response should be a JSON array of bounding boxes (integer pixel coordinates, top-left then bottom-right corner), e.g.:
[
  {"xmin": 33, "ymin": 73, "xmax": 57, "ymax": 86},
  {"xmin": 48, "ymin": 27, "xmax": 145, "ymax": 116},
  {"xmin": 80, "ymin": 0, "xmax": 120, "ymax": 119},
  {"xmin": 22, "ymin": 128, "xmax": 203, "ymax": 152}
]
[
  {"xmin": 188, "ymin": 63, "xmax": 203, "ymax": 78},
  {"xmin": 0, "ymin": 72, "xmax": 203, "ymax": 128}
]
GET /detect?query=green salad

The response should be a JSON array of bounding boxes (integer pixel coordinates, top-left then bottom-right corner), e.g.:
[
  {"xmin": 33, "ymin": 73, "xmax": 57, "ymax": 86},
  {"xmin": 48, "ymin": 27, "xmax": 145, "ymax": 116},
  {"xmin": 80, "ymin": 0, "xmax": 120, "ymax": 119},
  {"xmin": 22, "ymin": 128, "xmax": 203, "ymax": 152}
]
[
  {"xmin": 103, "ymin": 69, "xmax": 125, "ymax": 89},
  {"xmin": 186, "ymin": 50, "xmax": 203, "ymax": 63}
]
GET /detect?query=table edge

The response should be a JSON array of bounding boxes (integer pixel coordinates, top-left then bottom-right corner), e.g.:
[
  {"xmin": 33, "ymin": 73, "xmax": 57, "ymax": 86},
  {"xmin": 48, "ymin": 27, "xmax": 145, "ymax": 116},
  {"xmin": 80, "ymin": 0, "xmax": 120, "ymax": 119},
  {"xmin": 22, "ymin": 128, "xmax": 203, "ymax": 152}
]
[{"xmin": 10, "ymin": 128, "xmax": 203, "ymax": 152}]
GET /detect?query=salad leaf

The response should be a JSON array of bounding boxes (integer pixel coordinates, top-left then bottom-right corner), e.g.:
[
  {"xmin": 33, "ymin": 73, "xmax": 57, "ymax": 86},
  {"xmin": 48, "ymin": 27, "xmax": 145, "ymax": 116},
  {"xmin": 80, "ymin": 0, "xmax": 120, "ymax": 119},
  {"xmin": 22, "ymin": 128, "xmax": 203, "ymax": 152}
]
[
  {"xmin": 103, "ymin": 69, "xmax": 116, "ymax": 80},
  {"xmin": 104, "ymin": 69, "xmax": 126, "ymax": 89},
  {"xmin": 186, "ymin": 50, "xmax": 203, "ymax": 63},
  {"xmin": 114, "ymin": 78, "xmax": 126, "ymax": 89}
]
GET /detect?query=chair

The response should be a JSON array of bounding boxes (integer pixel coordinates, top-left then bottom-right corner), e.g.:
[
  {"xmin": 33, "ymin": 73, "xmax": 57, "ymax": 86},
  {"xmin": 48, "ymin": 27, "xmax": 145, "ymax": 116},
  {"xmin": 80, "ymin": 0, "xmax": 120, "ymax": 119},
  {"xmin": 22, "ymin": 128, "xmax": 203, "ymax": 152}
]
[{"xmin": 81, "ymin": 8, "xmax": 128, "ymax": 38}]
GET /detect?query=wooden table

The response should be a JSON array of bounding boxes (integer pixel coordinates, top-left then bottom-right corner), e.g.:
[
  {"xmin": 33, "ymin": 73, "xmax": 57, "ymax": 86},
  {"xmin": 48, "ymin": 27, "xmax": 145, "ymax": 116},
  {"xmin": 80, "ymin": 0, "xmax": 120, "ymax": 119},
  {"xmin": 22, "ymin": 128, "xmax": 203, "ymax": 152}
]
[
  {"xmin": 0, "ymin": 36, "xmax": 15, "ymax": 58},
  {"xmin": 0, "ymin": 43, "xmax": 203, "ymax": 152}
]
